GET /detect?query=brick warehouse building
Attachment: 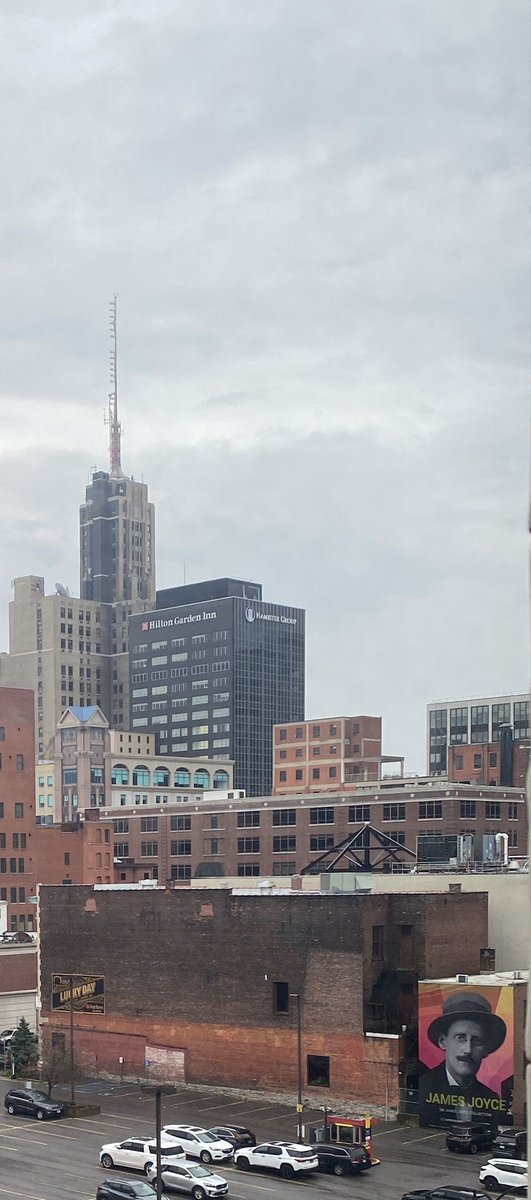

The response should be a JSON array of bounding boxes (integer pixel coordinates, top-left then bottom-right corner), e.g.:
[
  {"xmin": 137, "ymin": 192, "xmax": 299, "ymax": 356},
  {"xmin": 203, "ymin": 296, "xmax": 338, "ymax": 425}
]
[
  {"xmin": 98, "ymin": 777, "xmax": 527, "ymax": 882},
  {"xmin": 39, "ymin": 883, "xmax": 488, "ymax": 1113}
]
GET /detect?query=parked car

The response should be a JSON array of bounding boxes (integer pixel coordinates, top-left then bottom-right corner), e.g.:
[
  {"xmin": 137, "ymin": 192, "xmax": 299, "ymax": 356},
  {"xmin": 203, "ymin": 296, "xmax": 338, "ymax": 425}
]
[
  {"xmin": 402, "ymin": 1190, "xmax": 490, "ymax": 1200},
  {"xmin": 492, "ymin": 1129, "xmax": 527, "ymax": 1160},
  {"xmin": 97, "ymin": 1181, "xmax": 169, "ymax": 1200},
  {"xmin": 207, "ymin": 1124, "xmax": 256, "ymax": 1149},
  {"xmin": 162, "ymin": 1126, "xmax": 233, "ymax": 1164},
  {"xmin": 234, "ymin": 1141, "xmax": 319, "ymax": 1179},
  {"xmin": 316, "ymin": 1143, "xmax": 372, "ymax": 1175},
  {"xmin": 0, "ymin": 1027, "xmax": 14, "ymax": 1043},
  {"xmin": 479, "ymin": 1159, "xmax": 528, "ymax": 1192},
  {"xmin": 4, "ymin": 1087, "xmax": 64, "ymax": 1120},
  {"xmin": 147, "ymin": 1160, "xmax": 228, "ymax": 1199},
  {"xmin": 446, "ymin": 1123, "xmax": 494, "ymax": 1155},
  {"xmin": 99, "ymin": 1136, "xmax": 185, "ymax": 1174}
]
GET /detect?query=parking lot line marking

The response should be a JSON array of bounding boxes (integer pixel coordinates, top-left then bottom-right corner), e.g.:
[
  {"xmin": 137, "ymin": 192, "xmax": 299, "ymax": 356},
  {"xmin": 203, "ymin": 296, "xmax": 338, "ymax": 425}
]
[
  {"xmin": 0, "ymin": 1131, "xmax": 46, "ymax": 1144},
  {"xmin": 408, "ymin": 1132, "xmax": 444, "ymax": 1140},
  {"xmin": 215, "ymin": 1102, "xmax": 288, "ymax": 1115}
]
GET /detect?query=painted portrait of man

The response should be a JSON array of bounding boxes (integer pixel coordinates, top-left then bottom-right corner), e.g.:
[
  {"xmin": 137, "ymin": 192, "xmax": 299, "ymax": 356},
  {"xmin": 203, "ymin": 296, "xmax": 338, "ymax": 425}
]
[{"xmin": 418, "ymin": 990, "xmax": 508, "ymax": 1128}]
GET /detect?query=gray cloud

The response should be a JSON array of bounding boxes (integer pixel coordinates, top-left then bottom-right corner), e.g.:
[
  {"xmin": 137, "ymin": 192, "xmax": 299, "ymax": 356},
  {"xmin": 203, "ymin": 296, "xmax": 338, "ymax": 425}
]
[{"xmin": 0, "ymin": 0, "xmax": 528, "ymax": 770}]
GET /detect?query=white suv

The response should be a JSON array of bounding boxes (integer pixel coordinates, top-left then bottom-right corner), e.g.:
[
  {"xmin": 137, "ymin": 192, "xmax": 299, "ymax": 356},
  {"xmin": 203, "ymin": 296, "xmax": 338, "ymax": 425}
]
[
  {"xmin": 99, "ymin": 1135, "xmax": 185, "ymax": 1174},
  {"xmin": 479, "ymin": 1160, "xmax": 528, "ymax": 1191},
  {"xmin": 162, "ymin": 1126, "xmax": 233, "ymax": 1164},
  {"xmin": 234, "ymin": 1141, "xmax": 319, "ymax": 1179}
]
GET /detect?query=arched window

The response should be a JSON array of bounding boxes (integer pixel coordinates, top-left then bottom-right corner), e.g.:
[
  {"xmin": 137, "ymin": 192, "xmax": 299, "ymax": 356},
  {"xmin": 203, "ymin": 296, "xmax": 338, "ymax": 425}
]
[
  {"xmin": 133, "ymin": 766, "xmax": 150, "ymax": 787},
  {"xmin": 111, "ymin": 764, "xmax": 129, "ymax": 785},
  {"xmin": 153, "ymin": 766, "xmax": 170, "ymax": 786},
  {"xmin": 174, "ymin": 768, "xmax": 191, "ymax": 788},
  {"xmin": 213, "ymin": 769, "xmax": 230, "ymax": 789},
  {"xmin": 194, "ymin": 768, "xmax": 210, "ymax": 789}
]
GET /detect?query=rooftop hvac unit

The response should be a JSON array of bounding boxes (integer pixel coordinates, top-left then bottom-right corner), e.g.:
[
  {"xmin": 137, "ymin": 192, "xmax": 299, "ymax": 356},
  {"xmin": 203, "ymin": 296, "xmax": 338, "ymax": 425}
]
[{"xmin": 456, "ymin": 974, "xmax": 469, "ymax": 984}]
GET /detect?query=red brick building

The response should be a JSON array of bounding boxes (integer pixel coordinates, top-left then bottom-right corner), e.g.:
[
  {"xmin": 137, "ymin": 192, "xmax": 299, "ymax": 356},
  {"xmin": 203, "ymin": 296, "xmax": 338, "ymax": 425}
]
[
  {"xmin": 39, "ymin": 884, "xmax": 488, "ymax": 1114},
  {"xmin": 448, "ymin": 741, "xmax": 530, "ymax": 789},
  {"xmin": 0, "ymin": 688, "xmax": 37, "ymax": 931},
  {"xmin": 34, "ymin": 812, "xmax": 115, "ymax": 888},
  {"xmin": 273, "ymin": 716, "xmax": 404, "ymax": 795}
]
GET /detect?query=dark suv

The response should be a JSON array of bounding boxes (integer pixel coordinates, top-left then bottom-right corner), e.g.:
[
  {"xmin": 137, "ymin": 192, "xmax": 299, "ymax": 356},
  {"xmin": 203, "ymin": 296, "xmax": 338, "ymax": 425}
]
[
  {"xmin": 4, "ymin": 1087, "xmax": 64, "ymax": 1120},
  {"xmin": 446, "ymin": 1123, "xmax": 494, "ymax": 1155},
  {"xmin": 316, "ymin": 1144, "xmax": 372, "ymax": 1175},
  {"xmin": 97, "ymin": 1182, "xmax": 166, "ymax": 1199},
  {"xmin": 492, "ymin": 1129, "xmax": 527, "ymax": 1160}
]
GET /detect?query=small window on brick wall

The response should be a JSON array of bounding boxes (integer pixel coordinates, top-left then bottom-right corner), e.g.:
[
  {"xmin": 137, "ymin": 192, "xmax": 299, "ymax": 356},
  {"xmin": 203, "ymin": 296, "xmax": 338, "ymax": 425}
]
[
  {"xmin": 273, "ymin": 981, "xmax": 290, "ymax": 1013},
  {"xmin": 307, "ymin": 1053, "xmax": 330, "ymax": 1087}
]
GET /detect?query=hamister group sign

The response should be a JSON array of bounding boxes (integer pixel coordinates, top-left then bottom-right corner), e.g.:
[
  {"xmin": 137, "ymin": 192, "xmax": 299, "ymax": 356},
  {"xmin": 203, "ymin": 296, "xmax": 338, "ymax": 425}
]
[{"xmin": 51, "ymin": 974, "xmax": 105, "ymax": 1014}]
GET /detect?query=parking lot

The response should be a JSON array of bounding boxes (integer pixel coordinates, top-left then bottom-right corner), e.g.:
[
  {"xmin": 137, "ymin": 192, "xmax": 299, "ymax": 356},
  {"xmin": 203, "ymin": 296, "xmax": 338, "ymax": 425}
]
[{"xmin": 0, "ymin": 1078, "xmax": 502, "ymax": 1200}]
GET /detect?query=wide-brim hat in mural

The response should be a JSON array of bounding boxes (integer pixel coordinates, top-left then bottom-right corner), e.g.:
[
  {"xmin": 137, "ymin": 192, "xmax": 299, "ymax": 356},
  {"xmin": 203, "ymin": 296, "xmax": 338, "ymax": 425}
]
[{"xmin": 428, "ymin": 991, "xmax": 507, "ymax": 1054}]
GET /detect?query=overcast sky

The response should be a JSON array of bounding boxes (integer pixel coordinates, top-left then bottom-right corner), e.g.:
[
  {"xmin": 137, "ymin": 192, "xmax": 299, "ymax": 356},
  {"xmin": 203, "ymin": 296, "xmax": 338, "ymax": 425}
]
[{"xmin": 0, "ymin": 0, "xmax": 528, "ymax": 772}]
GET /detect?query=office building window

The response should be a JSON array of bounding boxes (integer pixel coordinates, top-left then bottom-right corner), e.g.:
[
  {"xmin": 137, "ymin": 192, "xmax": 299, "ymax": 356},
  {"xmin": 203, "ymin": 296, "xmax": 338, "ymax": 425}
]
[
  {"xmin": 237, "ymin": 812, "xmax": 260, "ymax": 827},
  {"xmin": 514, "ymin": 700, "xmax": 530, "ymax": 740},
  {"xmin": 237, "ymin": 838, "xmax": 260, "ymax": 854},
  {"xmin": 309, "ymin": 807, "xmax": 334, "ymax": 824},
  {"xmin": 238, "ymin": 863, "xmax": 260, "ymax": 877},
  {"xmin": 389, "ymin": 831, "xmax": 406, "ymax": 846},
  {"xmin": 272, "ymin": 810, "xmax": 296, "ymax": 826},
  {"xmin": 418, "ymin": 802, "xmax": 442, "ymax": 820},
  {"xmin": 310, "ymin": 835, "xmax": 335, "ymax": 851},
  {"xmin": 279, "ymin": 770, "xmax": 287, "ymax": 782},
  {"xmin": 473, "ymin": 753, "xmax": 482, "ymax": 768},
  {"xmin": 449, "ymin": 707, "xmax": 468, "ymax": 745},
  {"xmin": 170, "ymin": 815, "xmax": 191, "ymax": 831},
  {"xmin": 171, "ymin": 841, "xmax": 191, "ymax": 856},
  {"xmin": 140, "ymin": 816, "xmax": 158, "ymax": 833},
  {"xmin": 492, "ymin": 703, "xmax": 510, "ymax": 741},
  {"xmin": 460, "ymin": 800, "xmax": 476, "ymax": 819},
  {"xmin": 312, "ymin": 768, "xmax": 320, "ymax": 780},
  {"xmin": 349, "ymin": 805, "xmax": 370, "ymax": 822},
  {"xmin": 171, "ymin": 865, "xmax": 192, "ymax": 880},
  {"xmin": 383, "ymin": 804, "xmax": 405, "ymax": 821},
  {"xmin": 485, "ymin": 803, "xmax": 501, "ymax": 820},
  {"xmin": 140, "ymin": 841, "xmax": 158, "ymax": 857},
  {"xmin": 114, "ymin": 843, "xmax": 129, "ymax": 858},
  {"xmin": 272, "ymin": 836, "xmax": 296, "ymax": 852},
  {"xmin": 508, "ymin": 803, "xmax": 519, "ymax": 820},
  {"xmin": 471, "ymin": 705, "xmax": 489, "ymax": 744}
]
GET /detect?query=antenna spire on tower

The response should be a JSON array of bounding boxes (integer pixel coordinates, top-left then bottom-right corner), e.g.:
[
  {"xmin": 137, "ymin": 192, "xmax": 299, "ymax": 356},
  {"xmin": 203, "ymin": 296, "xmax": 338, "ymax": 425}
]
[{"xmin": 107, "ymin": 294, "xmax": 122, "ymax": 476}]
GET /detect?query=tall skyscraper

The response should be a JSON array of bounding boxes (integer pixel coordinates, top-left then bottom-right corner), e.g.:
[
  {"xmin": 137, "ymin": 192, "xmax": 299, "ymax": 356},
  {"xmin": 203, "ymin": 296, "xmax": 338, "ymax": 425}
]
[
  {"xmin": 79, "ymin": 298, "xmax": 155, "ymax": 607},
  {"xmin": 0, "ymin": 300, "xmax": 155, "ymax": 756},
  {"xmin": 128, "ymin": 578, "xmax": 305, "ymax": 796}
]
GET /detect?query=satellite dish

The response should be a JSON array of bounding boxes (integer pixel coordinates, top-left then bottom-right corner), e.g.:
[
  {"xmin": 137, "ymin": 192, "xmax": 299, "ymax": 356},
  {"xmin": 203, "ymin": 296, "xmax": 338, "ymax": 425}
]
[{"xmin": 55, "ymin": 583, "xmax": 68, "ymax": 597}]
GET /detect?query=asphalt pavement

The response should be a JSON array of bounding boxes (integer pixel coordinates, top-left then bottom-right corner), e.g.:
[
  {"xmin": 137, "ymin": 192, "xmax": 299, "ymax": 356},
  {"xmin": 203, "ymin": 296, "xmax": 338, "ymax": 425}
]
[{"xmin": 0, "ymin": 1077, "xmax": 502, "ymax": 1200}]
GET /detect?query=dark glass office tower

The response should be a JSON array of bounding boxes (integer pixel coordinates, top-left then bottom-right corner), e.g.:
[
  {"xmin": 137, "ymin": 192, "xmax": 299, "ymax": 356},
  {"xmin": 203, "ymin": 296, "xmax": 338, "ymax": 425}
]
[{"xmin": 129, "ymin": 579, "xmax": 305, "ymax": 796}]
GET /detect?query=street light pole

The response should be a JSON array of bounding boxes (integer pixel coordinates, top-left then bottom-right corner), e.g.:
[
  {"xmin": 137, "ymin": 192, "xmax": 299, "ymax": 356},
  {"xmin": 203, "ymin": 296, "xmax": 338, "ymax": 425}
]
[
  {"xmin": 69, "ymin": 974, "xmax": 75, "ymax": 1104},
  {"xmin": 141, "ymin": 1083, "xmax": 176, "ymax": 1200},
  {"xmin": 290, "ymin": 992, "xmax": 303, "ymax": 1142}
]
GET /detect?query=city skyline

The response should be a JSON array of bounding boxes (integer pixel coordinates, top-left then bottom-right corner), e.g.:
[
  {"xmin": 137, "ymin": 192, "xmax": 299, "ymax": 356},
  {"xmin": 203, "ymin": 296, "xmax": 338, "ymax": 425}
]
[{"xmin": 0, "ymin": 2, "xmax": 527, "ymax": 773}]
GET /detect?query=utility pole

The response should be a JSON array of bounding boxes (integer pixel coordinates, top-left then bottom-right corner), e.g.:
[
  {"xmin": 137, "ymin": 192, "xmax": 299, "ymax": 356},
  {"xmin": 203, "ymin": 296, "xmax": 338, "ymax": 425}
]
[
  {"xmin": 69, "ymin": 974, "xmax": 75, "ymax": 1104},
  {"xmin": 290, "ymin": 992, "xmax": 303, "ymax": 1142}
]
